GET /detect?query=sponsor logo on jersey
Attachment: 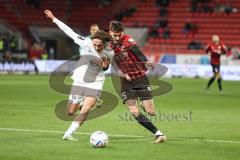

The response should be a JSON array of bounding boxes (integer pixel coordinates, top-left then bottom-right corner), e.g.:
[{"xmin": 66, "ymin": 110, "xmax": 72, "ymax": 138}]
[
  {"xmin": 78, "ymin": 35, "xmax": 86, "ymax": 40},
  {"xmin": 90, "ymin": 59, "xmax": 101, "ymax": 70}
]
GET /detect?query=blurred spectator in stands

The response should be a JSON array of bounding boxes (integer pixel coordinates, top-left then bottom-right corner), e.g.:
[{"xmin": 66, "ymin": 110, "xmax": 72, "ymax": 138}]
[
  {"xmin": 115, "ymin": 6, "xmax": 136, "ymax": 21},
  {"xmin": 41, "ymin": 41, "xmax": 48, "ymax": 60},
  {"xmin": 190, "ymin": 0, "xmax": 199, "ymax": 12},
  {"xmin": 29, "ymin": 42, "xmax": 45, "ymax": 60},
  {"xmin": 98, "ymin": 0, "xmax": 112, "ymax": 7},
  {"xmin": 162, "ymin": 27, "xmax": 171, "ymax": 39},
  {"xmin": 26, "ymin": 0, "xmax": 41, "ymax": 10},
  {"xmin": 202, "ymin": 2, "xmax": 213, "ymax": 13},
  {"xmin": 155, "ymin": 0, "xmax": 169, "ymax": 8},
  {"xmin": 159, "ymin": 7, "xmax": 168, "ymax": 17},
  {"xmin": 182, "ymin": 20, "xmax": 198, "ymax": 36},
  {"xmin": 214, "ymin": 2, "xmax": 238, "ymax": 14},
  {"xmin": 0, "ymin": 38, "xmax": 4, "ymax": 53},
  {"xmin": 132, "ymin": 21, "xmax": 140, "ymax": 27},
  {"xmin": 2, "ymin": 51, "xmax": 12, "ymax": 61},
  {"xmin": 188, "ymin": 41, "xmax": 203, "ymax": 50},
  {"xmin": 200, "ymin": 55, "xmax": 210, "ymax": 64},
  {"xmin": 190, "ymin": 0, "xmax": 212, "ymax": 13},
  {"xmin": 154, "ymin": 17, "xmax": 168, "ymax": 29},
  {"xmin": 148, "ymin": 27, "xmax": 159, "ymax": 39},
  {"xmin": 48, "ymin": 46, "xmax": 55, "ymax": 59},
  {"xmin": 9, "ymin": 35, "xmax": 18, "ymax": 51}
]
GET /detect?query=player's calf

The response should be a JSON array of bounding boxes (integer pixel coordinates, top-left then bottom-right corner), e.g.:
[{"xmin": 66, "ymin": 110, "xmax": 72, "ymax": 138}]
[{"xmin": 126, "ymin": 100, "xmax": 140, "ymax": 117}]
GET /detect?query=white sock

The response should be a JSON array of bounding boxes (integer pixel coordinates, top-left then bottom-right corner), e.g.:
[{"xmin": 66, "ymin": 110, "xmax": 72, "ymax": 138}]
[
  {"xmin": 63, "ymin": 121, "xmax": 79, "ymax": 138},
  {"xmin": 155, "ymin": 130, "xmax": 163, "ymax": 136}
]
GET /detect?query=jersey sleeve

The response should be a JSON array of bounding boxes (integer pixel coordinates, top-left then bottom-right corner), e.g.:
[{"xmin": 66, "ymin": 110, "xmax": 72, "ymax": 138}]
[
  {"xmin": 221, "ymin": 44, "xmax": 227, "ymax": 53},
  {"xmin": 123, "ymin": 37, "xmax": 136, "ymax": 49},
  {"xmin": 53, "ymin": 18, "xmax": 86, "ymax": 47},
  {"xmin": 205, "ymin": 44, "xmax": 211, "ymax": 54}
]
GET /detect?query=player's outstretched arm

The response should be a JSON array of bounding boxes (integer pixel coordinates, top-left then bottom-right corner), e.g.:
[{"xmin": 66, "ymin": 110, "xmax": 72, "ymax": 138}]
[{"xmin": 44, "ymin": 9, "xmax": 84, "ymax": 46}]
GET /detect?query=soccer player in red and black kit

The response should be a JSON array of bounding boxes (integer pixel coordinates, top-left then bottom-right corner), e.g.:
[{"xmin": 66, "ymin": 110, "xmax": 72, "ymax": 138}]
[
  {"xmin": 206, "ymin": 35, "xmax": 227, "ymax": 94},
  {"xmin": 109, "ymin": 21, "xmax": 166, "ymax": 143}
]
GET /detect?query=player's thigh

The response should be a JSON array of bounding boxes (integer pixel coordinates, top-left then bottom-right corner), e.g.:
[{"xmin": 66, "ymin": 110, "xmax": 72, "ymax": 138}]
[
  {"xmin": 142, "ymin": 99, "xmax": 155, "ymax": 116},
  {"xmin": 121, "ymin": 79, "xmax": 138, "ymax": 104},
  {"xmin": 80, "ymin": 88, "xmax": 101, "ymax": 113},
  {"xmin": 212, "ymin": 64, "xmax": 220, "ymax": 76},
  {"xmin": 68, "ymin": 95, "xmax": 84, "ymax": 114},
  {"xmin": 75, "ymin": 96, "xmax": 97, "ymax": 123},
  {"xmin": 126, "ymin": 99, "xmax": 139, "ymax": 117},
  {"xmin": 80, "ymin": 96, "xmax": 97, "ymax": 113},
  {"xmin": 134, "ymin": 76, "xmax": 153, "ymax": 102},
  {"xmin": 67, "ymin": 103, "xmax": 80, "ymax": 115}
]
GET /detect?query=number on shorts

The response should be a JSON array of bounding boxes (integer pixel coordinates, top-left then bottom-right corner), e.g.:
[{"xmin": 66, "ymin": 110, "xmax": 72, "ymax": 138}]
[{"xmin": 121, "ymin": 92, "xmax": 127, "ymax": 100}]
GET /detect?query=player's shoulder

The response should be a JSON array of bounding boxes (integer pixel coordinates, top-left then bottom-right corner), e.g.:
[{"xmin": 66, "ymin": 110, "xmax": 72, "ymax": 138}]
[
  {"xmin": 205, "ymin": 43, "xmax": 212, "ymax": 49},
  {"xmin": 80, "ymin": 36, "xmax": 92, "ymax": 47},
  {"xmin": 219, "ymin": 42, "xmax": 226, "ymax": 47},
  {"xmin": 103, "ymin": 44, "xmax": 114, "ymax": 58},
  {"xmin": 122, "ymin": 34, "xmax": 135, "ymax": 43},
  {"xmin": 77, "ymin": 35, "xmax": 87, "ymax": 41}
]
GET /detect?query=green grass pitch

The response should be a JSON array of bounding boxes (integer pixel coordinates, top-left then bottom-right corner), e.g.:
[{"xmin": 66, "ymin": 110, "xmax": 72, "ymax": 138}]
[{"xmin": 0, "ymin": 75, "xmax": 239, "ymax": 160}]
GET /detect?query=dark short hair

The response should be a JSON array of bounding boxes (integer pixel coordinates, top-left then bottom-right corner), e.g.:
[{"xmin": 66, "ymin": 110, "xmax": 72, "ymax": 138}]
[
  {"xmin": 109, "ymin": 20, "xmax": 124, "ymax": 32},
  {"xmin": 90, "ymin": 30, "xmax": 112, "ymax": 44}
]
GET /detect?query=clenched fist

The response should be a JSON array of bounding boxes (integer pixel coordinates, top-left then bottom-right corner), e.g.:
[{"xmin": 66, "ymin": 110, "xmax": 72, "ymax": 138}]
[
  {"xmin": 101, "ymin": 57, "xmax": 110, "ymax": 69},
  {"xmin": 44, "ymin": 9, "xmax": 55, "ymax": 20}
]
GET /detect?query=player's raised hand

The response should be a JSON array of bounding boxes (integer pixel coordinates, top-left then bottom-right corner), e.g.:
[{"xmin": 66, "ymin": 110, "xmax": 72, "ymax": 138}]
[{"xmin": 44, "ymin": 10, "xmax": 55, "ymax": 20}]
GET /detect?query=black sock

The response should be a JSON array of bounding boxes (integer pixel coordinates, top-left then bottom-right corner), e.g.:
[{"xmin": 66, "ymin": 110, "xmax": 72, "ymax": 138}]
[
  {"xmin": 134, "ymin": 113, "xmax": 158, "ymax": 134},
  {"xmin": 217, "ymin": 78, "xmax": 222, "ymax": 91},
  {"xmin": 207, "ymin": 77, "xmax": 215, "ymax": 89}
]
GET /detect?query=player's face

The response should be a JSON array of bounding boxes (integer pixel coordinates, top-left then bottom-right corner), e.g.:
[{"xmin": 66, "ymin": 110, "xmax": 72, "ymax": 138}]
[
  {"xmin": 90, "ymin": 26, "xmax": 99, "ymax": 35},
  {"xmin": 212, "ymin": 35, "xmax": 219, "ymax": 44},
  {"xmin": 92, "ymin": 39, "xmax": 104, "ymax": 53},
  {"xmin": 109, "ymin": 31, "xmax": 123, "ymax": 44}
]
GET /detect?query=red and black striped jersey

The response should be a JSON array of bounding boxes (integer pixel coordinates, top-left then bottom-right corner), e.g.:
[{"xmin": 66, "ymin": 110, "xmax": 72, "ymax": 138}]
[
  {"xmin": 206, "ymin": 43, "xmax": 227, "ymax": 65},
  {"xmin": 110, "ymin": 34, "xmax": 147, "ymax": 79}
]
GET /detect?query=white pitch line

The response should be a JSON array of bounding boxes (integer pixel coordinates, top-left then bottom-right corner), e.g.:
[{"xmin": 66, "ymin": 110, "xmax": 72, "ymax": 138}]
[
  {"xmin": 0, "ymin": 127, "xmax": 143, "ymax": 138},
  {"xmin": 170, "ymin": 137, "xmax": 240, "ymax": 144},
  {"xmin": 0, "ymin": 127, "xmax": 240, "ymax": 144}
]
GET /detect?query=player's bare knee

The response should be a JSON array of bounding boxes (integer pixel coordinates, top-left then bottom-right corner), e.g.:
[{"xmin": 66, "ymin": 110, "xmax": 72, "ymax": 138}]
[
  {"xmin": 129, "ymin": 107, "xmax": 140, "ymax": 117},
  {"xmin": 68, "ymin": 111, "xmax": 75, "ymax": 116},
  {"xmin": 147, "ymin": 110, "xmax": 155, "ymax": 116},
  {"xmin": 67, "ymin": 107, "xmax": 76, "ymax": 116},
  {"xmin": 145, "ymin": 107, "xmax": 155, "ymax": 116}
]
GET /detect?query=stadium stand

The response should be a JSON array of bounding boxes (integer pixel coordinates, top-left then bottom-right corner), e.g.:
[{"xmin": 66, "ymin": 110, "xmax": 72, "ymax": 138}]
[
  {"xmin": 0, "ymin": 0, "xmax": 240, "ymax": 59},
  {"xmin": 123, "ymin": 0, "xmax": 240, "ymax": 55}
]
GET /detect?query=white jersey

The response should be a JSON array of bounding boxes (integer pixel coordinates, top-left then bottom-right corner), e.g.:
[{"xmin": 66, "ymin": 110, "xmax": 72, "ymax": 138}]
[
  {"xmin": 53, "ymin": 18, "xmax": 114, "ymax": 90},
  {"xmin": 79, "ymin": 36, "xmax": 90, "ymax": 54}
]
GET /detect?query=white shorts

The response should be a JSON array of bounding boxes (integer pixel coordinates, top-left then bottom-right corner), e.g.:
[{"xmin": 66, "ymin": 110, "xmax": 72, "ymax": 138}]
[
  {"xmin": 68, "ymin": 94, "xmax": 84, "ymax": 105},
  {"xmin": 68, "ymin": 81, "xmax": 103, "ymax": 104}
]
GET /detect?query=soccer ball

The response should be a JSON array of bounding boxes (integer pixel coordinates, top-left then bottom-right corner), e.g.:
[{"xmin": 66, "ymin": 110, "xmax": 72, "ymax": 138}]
[{"xmin": 90, "ymin": 131, "xmax": 108, "ymax": 148}]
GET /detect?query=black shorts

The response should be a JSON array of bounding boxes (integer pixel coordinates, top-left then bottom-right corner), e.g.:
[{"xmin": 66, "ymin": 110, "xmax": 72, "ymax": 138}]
[
  {"xmin": 120, "ymin": 75, "xmax": 153, "ymax": 103},
  {"xmin": 211, "ymin": 64, "xmax": 220, "ymax": 73}
]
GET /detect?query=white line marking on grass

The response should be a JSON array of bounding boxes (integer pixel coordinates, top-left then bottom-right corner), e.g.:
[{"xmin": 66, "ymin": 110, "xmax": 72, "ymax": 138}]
[
  {"xmin": 0, "ymin": 127, "xmax": 143, "ymax": 138},
  {"xmin": 0, "ymin": 127, "xmax": 240, "ymax": 144},
  {"xmin": 170, "ymin": 137, "xmax": 240, "ymax": 144}
]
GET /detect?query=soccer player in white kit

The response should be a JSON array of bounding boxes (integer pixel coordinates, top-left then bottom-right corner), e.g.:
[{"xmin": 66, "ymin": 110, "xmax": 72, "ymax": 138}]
[{"xmin": 44, "ymin": 10, "xmax": 114, "ymax": 141}]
